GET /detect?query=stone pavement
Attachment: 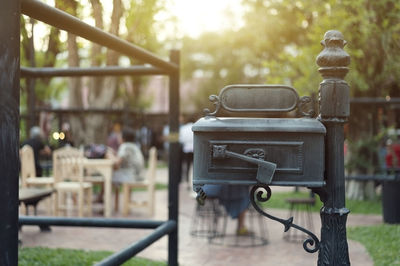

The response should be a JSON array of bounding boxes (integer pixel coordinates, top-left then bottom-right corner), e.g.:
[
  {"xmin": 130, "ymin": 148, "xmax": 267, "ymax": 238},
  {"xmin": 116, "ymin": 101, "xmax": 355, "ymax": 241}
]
[{"xmin": 19, "ymin": 168, "xmax": 381, "ymax": 265}]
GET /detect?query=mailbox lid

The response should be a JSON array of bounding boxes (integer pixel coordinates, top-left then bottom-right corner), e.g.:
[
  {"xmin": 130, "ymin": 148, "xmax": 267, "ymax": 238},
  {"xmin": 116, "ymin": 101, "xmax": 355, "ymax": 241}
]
[{"xmin": 192, "ymin": 117, "xmax": 326, "ymax": 134}]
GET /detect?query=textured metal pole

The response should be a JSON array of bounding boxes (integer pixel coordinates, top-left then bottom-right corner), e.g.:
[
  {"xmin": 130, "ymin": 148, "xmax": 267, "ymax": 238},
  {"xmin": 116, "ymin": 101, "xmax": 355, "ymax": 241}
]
[
  {"xmin": 0, "ymin": 1, "xmax": 20, "ymax": 265},
  {"xmin": 316, "ymin": 30, "xmax": 351, "ymax": 265},
  {"xmin": 27, "ymin": 18, "xmax": 36, "ymax": 132},
  {"xmin": 168, "ymin": 50, "xmax": 180, "ymax": 266}
]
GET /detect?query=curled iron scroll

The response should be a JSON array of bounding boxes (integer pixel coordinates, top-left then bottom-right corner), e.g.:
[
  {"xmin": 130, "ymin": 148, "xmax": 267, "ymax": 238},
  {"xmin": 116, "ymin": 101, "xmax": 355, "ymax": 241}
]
[
  {"xmin": 203, "ymin": 95, "xmax": 221, "ymax": 116},
  {"xmin": 298, "ymin": 96, "xmax": 315, "ymax": 118},
  {"xmin": 250, "ymin": 184, "xmax": 320, "ymax": 253}
]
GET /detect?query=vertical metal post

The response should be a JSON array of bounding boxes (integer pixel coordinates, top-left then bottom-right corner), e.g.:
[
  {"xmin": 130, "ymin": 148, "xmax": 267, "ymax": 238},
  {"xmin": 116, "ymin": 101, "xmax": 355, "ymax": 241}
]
[
  {"xmin": 316, "ymin": 30, "xmax": 351, "ymax": 265},
  {"xmin": 0, "ymin": 1, "xmax": 20, "ymax": 265},
  {"xmin": 168, "ymin": 50, "xmax": 180, "ymax": 266},
  {"xmin": 27, "ymin": 18, "xmax": 36, "ymax": 132}
]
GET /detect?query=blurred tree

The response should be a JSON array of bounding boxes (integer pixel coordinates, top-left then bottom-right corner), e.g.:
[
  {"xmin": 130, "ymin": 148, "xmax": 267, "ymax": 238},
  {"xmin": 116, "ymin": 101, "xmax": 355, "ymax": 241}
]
[
  {"xmin": 182, "ymin": 0, "xmax": 400, "ymax": 199},
  {"xmin": 20, "ymin": 8, "xmax": 65, "ymax": 138},
  {"xmin": 57, "ymin": 0, "xmax": 165, "ymax": 145},
  {"xmin": 183, "ymin": 0, "xmax": 400, "ymax": 118}
]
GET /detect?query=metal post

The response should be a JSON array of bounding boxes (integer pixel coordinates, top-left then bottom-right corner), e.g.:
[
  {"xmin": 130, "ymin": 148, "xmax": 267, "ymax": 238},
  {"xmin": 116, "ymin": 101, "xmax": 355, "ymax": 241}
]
[
  {"xmin": 168, "ymin": 50, "xmax": 180, "ymax": 266},
  {"xmin": 0, "ymin": 1, "xmax": 20, "ymax": 265},
  {"xmin": 27, "ymin": 18, "xmax": 36, "ymax": 132},
  {"xmin": 315, "ymin": 30, "xmax": 351, "ymax": 265}
]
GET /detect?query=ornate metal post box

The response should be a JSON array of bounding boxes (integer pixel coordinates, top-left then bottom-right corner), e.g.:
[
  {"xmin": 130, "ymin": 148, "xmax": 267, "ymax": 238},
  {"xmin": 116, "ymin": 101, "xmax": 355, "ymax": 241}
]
[
  {"xmin": 192, "ymin": 85, "xmax": 326, "ymax": 193},
  {"xmin": 191, "ymin": 30, "xmax": 352, "ymax": 263}
]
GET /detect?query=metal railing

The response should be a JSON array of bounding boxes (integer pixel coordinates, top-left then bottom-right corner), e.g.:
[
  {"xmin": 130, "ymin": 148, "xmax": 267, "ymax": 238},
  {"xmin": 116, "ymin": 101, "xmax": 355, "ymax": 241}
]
[{"xmin": 14, "ymin": 0, "xmax": 180, "ymax": 265}]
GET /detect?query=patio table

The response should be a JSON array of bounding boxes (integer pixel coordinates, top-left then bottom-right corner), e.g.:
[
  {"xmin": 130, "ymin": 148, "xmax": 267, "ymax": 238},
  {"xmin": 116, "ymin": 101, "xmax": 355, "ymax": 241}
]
[{"xmin": 83, "ymin": 158, "xmax": 114, "ymax": 217}]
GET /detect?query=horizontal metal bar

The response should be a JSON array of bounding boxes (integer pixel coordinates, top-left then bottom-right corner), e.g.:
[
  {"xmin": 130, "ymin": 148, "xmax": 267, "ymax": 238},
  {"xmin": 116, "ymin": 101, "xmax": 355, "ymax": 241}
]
[
  {"xmin": 21, "ymin": 0, "xmax": 178, "ymax": 73},
  {"xmin": 96, "ymin": 220, "xmax": 177, "ymax": 266},
  {"xmin": 345, "ymin": 175, "xmax": 397, "ymax": 181},
  {"xmin": 19, "ymin": 216, "xmax": 165, "ymax": 229},
  {"xmin": 22, "ymin": 108, "xmax": 168, "ymax": 116},
  {"xmin": 20, "ymin": 66, "xmax": 169, "ymax": 78},
  {"xmin": 350, "ymin": 97, "xmax": 400, "ymax": 105}
]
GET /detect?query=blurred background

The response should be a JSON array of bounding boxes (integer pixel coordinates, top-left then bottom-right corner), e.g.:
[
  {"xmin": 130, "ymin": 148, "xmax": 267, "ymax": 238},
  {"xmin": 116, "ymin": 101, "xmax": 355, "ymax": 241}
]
[{"xmin": 20, "ymin": 0, "xmax": 400, "ymax": 199}]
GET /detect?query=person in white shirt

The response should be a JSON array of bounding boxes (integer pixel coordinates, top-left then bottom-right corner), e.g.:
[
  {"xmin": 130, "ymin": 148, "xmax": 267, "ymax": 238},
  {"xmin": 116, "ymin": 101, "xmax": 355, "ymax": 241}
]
[{"xmin": 179, "ymin": 118, "xmax": 194, "ymax": 183}]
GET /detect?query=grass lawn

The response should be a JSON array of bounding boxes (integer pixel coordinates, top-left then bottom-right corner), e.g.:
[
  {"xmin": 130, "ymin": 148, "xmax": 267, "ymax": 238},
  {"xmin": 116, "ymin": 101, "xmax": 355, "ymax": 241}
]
[
  {"xmin": 347, "ymin": 224, "xmax": 400, "ymax": 266},
  {"xmin": 19, "ymin": 247, "xmax": 166, "ymax": 266},
  {"xmin": 261, "ymin": 190, "xmax": 382, "ymax": 214}
]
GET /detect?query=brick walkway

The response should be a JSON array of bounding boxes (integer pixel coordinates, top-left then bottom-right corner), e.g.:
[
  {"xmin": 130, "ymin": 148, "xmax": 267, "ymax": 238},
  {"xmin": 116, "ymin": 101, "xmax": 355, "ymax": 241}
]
[{"xmin": 19, "ymin": 169, "xmax": 380, "ymax": 265}]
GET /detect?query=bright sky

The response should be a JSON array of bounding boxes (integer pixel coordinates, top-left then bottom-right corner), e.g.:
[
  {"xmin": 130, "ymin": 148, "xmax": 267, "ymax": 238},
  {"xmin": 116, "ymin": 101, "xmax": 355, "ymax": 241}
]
[
  {"xmin": 165, "ymin": 0, "xmax": 244, "ymax": 38},
  {"xmin": 30, "ymin": 0, "xmax": 245, "ymax": 51}
]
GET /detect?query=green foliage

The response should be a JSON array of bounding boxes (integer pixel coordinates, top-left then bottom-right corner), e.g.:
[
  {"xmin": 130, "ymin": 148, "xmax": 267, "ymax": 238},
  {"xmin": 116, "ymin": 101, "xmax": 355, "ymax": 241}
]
[
  {"xmin": 20, "ymin": 0, "xmax": 167, "ymax": 114},
  {"xmin": 348, "ymin": 224, "xmax": 400, "ymax": 266},
  {"xmin": 124, "ymin": 0, "xmax": 165, "ymax": 53},
  {"xmin": 20, "ymin": 15, "xmax": 66, "ymax": 105},
  {"xmin": 261, "ymin": 191, "xmax": 382, "ymax": 214},
  {"xmin": 182, "ymin": 0, "xmax": 400, "ymax": 109},
  {"xmin": 346, "ymin": 128, "xmax": 389, "ymax": 174},
  {"xmin": 18, "ymin": 247, "xmax": 166, "ymax": 266}
]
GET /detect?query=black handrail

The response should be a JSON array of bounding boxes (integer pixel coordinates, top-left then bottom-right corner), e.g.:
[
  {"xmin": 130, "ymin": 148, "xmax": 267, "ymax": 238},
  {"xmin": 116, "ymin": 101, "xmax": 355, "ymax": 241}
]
[
  {"xmin": 19, "ymin": 216, "xmax": 166, "ymax": 229},
  {"xmin": 21, "ymin": 65, "xmax": 168, "ymax": 78},
  {"xmin": 21, "ymin": 0, "xmax": 178, "ymax": 73},
  {"xmin": 96, "ymin": 220, "xmax": 177, "ymax": 266},
  {"xmin": 16, "ymin": 1, "xmax": 180, "ymax": 265}
]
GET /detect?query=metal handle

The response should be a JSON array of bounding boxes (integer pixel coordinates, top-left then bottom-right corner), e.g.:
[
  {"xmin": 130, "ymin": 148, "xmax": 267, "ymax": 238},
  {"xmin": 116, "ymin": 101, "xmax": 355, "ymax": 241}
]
[{"xmin": 213, "ymin": 145, "xmax": 277, "ymax": 184}]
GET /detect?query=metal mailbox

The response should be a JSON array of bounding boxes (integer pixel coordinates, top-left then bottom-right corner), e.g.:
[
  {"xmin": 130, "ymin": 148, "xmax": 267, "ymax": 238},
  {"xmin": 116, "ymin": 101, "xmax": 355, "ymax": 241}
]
[{"xmin": 192, "ymin": 85, "xmax": 326, "ymax": 192}]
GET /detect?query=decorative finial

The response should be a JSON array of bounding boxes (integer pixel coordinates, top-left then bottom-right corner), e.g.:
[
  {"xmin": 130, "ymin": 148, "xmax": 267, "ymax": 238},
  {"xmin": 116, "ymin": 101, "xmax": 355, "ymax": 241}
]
[{"xmin": 316, "ymin": 30, "xmax": 350, "ymax": 79}]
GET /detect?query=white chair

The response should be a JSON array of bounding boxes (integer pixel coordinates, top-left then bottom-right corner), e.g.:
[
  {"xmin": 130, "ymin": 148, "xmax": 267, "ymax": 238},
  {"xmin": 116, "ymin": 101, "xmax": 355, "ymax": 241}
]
[
  {"xmin": 53, "ymin": 146, "xmax": 92, "ymax": 217},
  {"xmin": 20, "ymin": 145, "xmax": 54, "ymax": 188},
  {"xmin": 122, "ymin": 147, "xmax": 157, "ymax": 217},
  {"xmin": 20, "ymin": 145, "xmax": 54, "ymax": 215}
]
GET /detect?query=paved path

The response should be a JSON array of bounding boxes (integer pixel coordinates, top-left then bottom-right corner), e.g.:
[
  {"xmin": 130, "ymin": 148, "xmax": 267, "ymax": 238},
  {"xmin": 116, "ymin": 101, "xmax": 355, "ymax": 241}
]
[{"xmin": 20, "ymin": 168, "xmax": 381, "ymax": 265}]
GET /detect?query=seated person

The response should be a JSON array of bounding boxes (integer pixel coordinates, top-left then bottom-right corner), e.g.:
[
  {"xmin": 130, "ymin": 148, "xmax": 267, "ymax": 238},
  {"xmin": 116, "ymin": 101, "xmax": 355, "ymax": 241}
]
[
  {"xmin": 21, "ymin": 126, "xmax": 51, "ymax": 177},
  {"xmin": 202, "ymin": 184, "xmax": 250, "ymax": 235},
  {"xmin": 112, "ymin": 127, "xmax": 145, "ymax": 185}
]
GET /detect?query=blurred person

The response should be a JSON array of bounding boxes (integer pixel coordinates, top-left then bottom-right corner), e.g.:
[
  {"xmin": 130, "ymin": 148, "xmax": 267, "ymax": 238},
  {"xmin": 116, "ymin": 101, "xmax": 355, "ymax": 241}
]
[
  {"xmin": 21, "ymin": 126, "xmax": 51, "ymax": 177},
  {"xmin": 179, "ymin": 117, "xmax": 194, "ymax": 184},
  {"xmin": 59, "ymin": 122, "xmax": 74, "ymax": 147},
  {"xmin": 110, "ymin": 127, "xmax": 145, "ymax": 208},
  {"xmin": 139, "ymin": 125, "xmax": 152, "ymax": 158},
  {"xmin": 385, "ymin": 139, "xmax": 400, "ymax": 168},
  {"xmin": 95, "ymin": 127, "xmax": 145, "ymax": 205},
  {"xmin": 202, "ymin": 184, "xmax": 251, "ymax": 235},
  {"xmin": 112, "ymin": 127, "xmax": 145, "ymax": 184},
  {"xmin": 107, "ymin": 122, "xmax": 122, "ymax": 153},
  {"xmin": 162, "ymin": 124, "xmax": 169, "ymax": 160}
]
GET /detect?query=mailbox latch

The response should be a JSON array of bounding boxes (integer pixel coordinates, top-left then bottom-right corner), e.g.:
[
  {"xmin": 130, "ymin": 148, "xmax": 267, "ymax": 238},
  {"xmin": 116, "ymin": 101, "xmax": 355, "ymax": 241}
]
[{"xmin": 212, "ymin": 145, "xmax": 277, "ymax": 184}]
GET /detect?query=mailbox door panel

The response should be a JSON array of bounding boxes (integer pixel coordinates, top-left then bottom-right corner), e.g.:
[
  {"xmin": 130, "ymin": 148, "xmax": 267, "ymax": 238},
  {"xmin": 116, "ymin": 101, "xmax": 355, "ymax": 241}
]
[{"xmin": 193, "ymin": 132, "xmax": 324, "ymax": 187}]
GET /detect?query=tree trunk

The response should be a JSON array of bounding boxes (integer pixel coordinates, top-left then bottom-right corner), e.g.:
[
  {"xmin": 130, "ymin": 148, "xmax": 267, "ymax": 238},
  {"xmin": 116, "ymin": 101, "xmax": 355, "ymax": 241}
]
[
  {"xmin": 60, "ymin": 0, "xmax": 123, "ymax": 146},
  {"xmin": 83, "ymin": 0, "xmax": 123, "ymax": 145},
  {"xmin": 58, "ymin": 0, "xmax": 85, "ymax": 146}
]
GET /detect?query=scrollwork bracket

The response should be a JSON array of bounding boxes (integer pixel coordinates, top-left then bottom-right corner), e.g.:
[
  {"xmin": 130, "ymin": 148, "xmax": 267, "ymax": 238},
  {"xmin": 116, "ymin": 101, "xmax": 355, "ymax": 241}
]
[
  {"xmin": 298, "ymin": 96, "xmax": 315, "ymax": 118},
  {"xmin": 250, "ymin": 184, "xmax": 320, "ymax": 253},
  {"xmin": 203, "ymin": 95, "xmax": 221, "ymax": 117}
]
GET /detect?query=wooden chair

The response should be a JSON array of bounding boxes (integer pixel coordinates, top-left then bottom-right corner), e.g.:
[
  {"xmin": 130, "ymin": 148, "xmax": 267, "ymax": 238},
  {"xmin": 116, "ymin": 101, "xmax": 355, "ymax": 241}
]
[
  {"xmin": 53, "ymin": 146, "xmax": 92, "ymax": 217},
  {"xmin": 122, "ymin": 147, "xmax": 157, "ymax": 217},
  {"xmin": 20, "ymin": 145, "xmax": 54, "ymax": 216},
  {"xmin": 20, "ymin": 145, "xmax": 54, "ymax": 188}
]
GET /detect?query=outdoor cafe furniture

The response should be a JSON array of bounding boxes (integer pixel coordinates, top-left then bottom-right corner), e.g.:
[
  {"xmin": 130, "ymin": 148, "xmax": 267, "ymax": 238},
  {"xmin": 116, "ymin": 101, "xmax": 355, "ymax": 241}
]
[
  {"xmin": 19, "ymin": 187, "xmax": 54, "ymax": 216},
  {"xmin": 20, "ymin": 145, "xmax": 55, "ymax": 215},
  {"xmin": 82, "ymin": 157, "xmax": 114, "ymax": 217},
  {"xmin": 20, "ymin": 145, "xmax": 54, "ymax": 189},
  {"xmin": 53, "ymin": 146, "xmax": 92, "ymax": 217},
  {"xmin": 283, "ymin": 196, "xmax": 315, "ymax": 242}
]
